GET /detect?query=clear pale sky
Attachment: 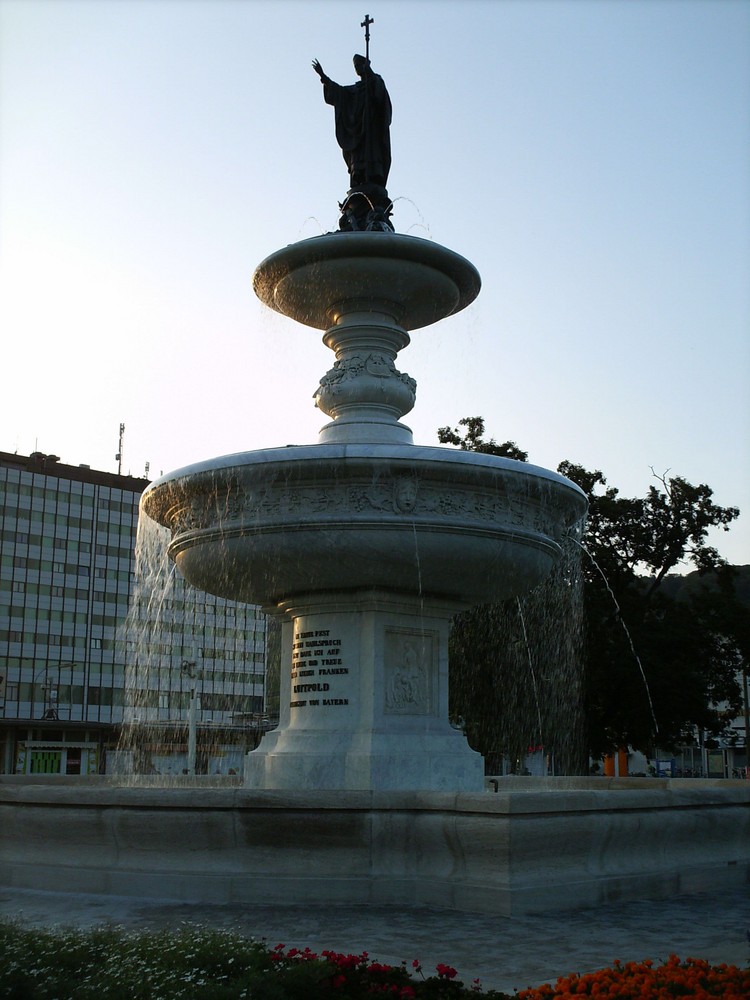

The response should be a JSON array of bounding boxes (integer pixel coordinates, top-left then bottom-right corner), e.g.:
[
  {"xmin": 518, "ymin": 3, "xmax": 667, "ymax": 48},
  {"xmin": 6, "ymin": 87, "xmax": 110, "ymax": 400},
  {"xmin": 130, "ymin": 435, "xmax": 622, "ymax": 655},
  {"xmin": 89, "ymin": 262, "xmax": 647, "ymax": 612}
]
[{"xmin": 1, "ymin": 0, "xmax": 748, "ymax": 566}]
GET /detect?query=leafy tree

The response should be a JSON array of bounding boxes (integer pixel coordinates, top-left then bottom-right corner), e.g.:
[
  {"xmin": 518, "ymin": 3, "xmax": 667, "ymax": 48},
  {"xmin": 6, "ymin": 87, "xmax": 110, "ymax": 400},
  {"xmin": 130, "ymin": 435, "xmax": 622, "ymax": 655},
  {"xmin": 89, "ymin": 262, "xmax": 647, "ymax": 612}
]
[
  {"xmin": 442, "ymin": 418, "xmax": 585, "ymax": 773},
  {"xmin": 561, "ymin": 461, "xmax": 742, "ymax": 757},
  {"xmin": 441, "ymin": 417, "xmax": 743, "ymax": 767},
  {"xmin": 437, "ymin": 416, "xmax": 528, "ymax": 461}
]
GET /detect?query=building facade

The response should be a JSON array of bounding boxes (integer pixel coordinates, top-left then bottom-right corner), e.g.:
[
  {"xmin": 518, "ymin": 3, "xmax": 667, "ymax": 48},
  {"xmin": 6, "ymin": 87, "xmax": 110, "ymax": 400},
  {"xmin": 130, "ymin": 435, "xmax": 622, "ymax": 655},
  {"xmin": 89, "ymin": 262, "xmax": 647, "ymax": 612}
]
[{"xmin": 0, "ymin": 451, "xmax": 267, "ymax": 776}]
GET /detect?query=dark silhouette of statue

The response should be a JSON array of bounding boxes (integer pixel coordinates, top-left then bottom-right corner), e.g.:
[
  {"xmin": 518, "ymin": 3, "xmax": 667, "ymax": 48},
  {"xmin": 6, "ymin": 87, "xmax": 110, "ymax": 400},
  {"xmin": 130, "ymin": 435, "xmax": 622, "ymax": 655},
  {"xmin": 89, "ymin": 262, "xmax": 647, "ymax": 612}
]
[{"xmin": 313, "ymin": 54, "xmax": 393, "ymax": 231}]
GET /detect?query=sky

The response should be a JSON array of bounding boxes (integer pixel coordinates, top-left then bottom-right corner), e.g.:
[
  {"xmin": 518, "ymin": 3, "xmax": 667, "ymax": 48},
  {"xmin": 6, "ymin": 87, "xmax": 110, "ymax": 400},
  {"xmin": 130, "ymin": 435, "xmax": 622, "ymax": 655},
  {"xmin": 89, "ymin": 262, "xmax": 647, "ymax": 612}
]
[{"xmin": 1, "ymin": 0, "xmax": 749, "ymax": 567}]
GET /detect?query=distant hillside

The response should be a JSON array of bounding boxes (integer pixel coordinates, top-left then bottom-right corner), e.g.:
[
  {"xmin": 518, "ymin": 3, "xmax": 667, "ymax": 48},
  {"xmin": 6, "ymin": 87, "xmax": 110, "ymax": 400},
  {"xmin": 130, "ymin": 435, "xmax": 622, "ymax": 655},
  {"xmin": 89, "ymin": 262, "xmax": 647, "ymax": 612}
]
[{"xmin": 660, "ymin": 565, "xmax": 750, "ymax": 606}]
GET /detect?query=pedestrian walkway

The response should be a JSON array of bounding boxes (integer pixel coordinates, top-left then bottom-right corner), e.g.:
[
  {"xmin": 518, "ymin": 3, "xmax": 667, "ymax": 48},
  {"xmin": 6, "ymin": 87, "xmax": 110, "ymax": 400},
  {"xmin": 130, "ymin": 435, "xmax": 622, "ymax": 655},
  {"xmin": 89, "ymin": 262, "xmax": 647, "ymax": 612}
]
[{"xmin": 0, "ymin": 886, "xmax": 747, "ymax": 994}]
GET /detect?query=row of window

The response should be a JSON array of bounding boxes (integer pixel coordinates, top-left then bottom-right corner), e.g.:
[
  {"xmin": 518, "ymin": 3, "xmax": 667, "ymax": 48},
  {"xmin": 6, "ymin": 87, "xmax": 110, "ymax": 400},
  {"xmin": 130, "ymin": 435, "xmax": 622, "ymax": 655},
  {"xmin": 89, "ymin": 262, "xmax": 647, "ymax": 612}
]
[
  {"xmin": 3, "ymin": 683, "xmax": 121, "ymax": 706},
  {"xmin": 1, "ymin": 631, "xmax": 91, "ymax": 648},
  {"xmin": 132, "ymin": 691, "xmax": 261, "ymax": 712},
  {"xmin": 5, "ymin": 683, "xmax": 254, "ymax": 716},
  {"xmin": 134, "ymin": 597, "xmax": 253, "ymax": 618},
  {"xmin": 0, "ymin": 512, "xmax": 135, "ymax": 555},
  {"xmin": 3, "ymin": 557, "xmax": 130, "ymax": 579},
  {"xmin": 1, "ymin": 608, "xmax": 89, "ymax": 624},
  {"xmin": 132, "ymin": 668, "xmax": 265, "ymax": 686},
  {"xmin": 1, "ymin": 478, "xmax": 140, "ymax": 513},
  {"xmin": 142, "ymin": 590, "xmax": 257, "ymax": 613},
  {"xmin": 0, "ymin": 581, "xmax": 90, "ymax": 599},
  {"xmin": 4, "ymin": 678, "xmax": 264, "ymax": 704},
  {"xmin": 1, "ymin": 630, "xmax": 265, "ymax": 659},
  {"xmin": 1, "ymin": 605, "xmax": 137, "ymax": 628},
  {"xmin": 1, "ymin": 510, "xmax": 136, "ymax": 531},
  {"xmin": 1, "ymin": 684, "xmax": 260, "ymax": 714},
  {"xmin": 126, "ymin": 620, "xmax": 261, "ymax": 642},
  {"xmin": 1, "ymin": 632, "xmax": 141, "ymax": 650},
  {"xmin": 130, "ymin": 643, "xmax": 266, "ymax": 661},
  {"xmin": 2, "ymin": 661, "xmax": 263, "ymax": 687}
]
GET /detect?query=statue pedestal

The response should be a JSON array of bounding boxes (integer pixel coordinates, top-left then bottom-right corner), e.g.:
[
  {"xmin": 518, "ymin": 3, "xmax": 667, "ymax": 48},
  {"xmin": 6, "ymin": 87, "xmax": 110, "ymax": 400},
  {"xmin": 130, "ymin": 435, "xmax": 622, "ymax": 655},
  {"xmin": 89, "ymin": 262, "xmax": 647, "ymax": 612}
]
[{"xmin": 244, "ymin": 591, "xmax": 484, "ymax": 791}]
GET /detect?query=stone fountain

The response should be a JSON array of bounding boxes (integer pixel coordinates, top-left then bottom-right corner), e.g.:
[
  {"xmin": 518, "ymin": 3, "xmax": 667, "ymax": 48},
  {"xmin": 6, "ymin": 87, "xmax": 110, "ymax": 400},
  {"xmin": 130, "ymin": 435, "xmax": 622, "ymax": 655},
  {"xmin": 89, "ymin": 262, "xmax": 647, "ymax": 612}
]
[
  {"xmin": 1, "ymin": 47, "xmax": 748, "ymax": 915},
  {"xmin": 141, "ymin": 231, "xmax": 586, "ymax": 792}
]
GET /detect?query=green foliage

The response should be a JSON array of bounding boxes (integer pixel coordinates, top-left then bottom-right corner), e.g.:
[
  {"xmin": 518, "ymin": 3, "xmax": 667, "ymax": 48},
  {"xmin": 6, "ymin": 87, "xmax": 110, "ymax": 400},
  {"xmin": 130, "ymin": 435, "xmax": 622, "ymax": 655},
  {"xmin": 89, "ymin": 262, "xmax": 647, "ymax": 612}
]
[
  {"xmin": 561, "ymin": 461, "xmax": 743, "ymax": 755},
  {"xmin": 450, "ymin": 557, "xmax": 586, "ymax": 774},
  {"xmin": 0, "ymin": 922, "xmax": 513, "ymax": 1000},
  {"xmin": 440, "ymin": 418, "xmax": 745, "ymax": 762},
  {"xmin": 437, "ymin": 417, "xmax": 528, "ymax": 461}
]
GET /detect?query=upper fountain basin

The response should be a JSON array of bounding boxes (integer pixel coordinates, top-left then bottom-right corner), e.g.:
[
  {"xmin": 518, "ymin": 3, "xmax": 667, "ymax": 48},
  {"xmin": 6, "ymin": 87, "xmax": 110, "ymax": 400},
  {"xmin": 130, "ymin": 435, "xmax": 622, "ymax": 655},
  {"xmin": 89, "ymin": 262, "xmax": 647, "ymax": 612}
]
[
  {"xmin": 252, "ymin": 232, "xmax": 481, "ymax": 331},
  {"xmin": 141, "ymin": 444, "xmax": 587, "ymax": 612}
]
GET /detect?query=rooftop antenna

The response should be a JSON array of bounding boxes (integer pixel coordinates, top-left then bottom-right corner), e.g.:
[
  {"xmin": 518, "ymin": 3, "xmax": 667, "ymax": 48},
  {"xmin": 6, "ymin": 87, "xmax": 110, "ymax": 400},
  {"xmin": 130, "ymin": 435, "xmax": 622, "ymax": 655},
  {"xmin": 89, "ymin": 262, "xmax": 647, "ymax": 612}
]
[
  {"xmin": 116, "ymin": 423, "xmax": 125, "ymax": 476},
  {"xmin": 144, "ymin": 461, "xmax": 150, "ymax": 479}
]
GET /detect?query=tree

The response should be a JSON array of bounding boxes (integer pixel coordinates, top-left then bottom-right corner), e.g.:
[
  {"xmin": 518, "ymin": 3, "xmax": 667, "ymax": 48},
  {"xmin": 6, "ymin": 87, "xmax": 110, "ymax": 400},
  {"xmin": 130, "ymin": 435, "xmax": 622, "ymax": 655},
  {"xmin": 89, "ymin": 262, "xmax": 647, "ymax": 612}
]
[
  {"xmin": 441, "ymin": 417, "xmax": 743, "ymax": 767},
  {"xmin": 561, "ymin": 461, "xmax": 742, "ymax": 757},
  {"xmin": 437, "ymin": 417, "xmax": 528, "ymax": 461}
]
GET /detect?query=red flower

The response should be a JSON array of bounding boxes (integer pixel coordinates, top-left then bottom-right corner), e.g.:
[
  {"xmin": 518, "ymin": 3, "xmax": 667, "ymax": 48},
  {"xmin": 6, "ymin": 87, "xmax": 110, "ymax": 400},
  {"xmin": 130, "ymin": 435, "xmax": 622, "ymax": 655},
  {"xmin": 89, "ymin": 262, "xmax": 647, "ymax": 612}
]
[{"xmin": 436, "ymin": 963, "xmax": 458, "ymax": 979}]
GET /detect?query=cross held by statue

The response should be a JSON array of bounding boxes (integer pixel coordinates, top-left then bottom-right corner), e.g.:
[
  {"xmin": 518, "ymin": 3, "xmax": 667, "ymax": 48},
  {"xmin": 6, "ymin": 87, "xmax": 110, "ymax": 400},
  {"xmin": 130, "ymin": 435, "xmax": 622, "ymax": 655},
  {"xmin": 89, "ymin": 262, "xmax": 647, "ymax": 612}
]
[{"xmin": 361, "ymin": 14, "xmax": 373, "ymax": 62}]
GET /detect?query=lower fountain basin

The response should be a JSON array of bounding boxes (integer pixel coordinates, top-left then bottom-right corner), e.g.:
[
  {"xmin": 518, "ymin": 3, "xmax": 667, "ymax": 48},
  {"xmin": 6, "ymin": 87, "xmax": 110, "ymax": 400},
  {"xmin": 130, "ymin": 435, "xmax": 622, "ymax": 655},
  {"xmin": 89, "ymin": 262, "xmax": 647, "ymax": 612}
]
[
  {"xmin": 2, "ymin": 778, "xmax": 748, "ymax": 915},
  {"xmin": 142, "ymin": 444, "xmax": 586, "ymax": 611}
]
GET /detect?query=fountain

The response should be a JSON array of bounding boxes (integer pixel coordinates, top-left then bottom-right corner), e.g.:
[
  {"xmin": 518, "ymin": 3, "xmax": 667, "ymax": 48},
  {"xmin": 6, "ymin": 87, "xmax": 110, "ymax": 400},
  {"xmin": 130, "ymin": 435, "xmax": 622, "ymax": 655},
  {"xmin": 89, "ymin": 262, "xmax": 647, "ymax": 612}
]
[
  {"xmin": 140, "ymin": 232, "xmax": 586, "ymax": 792},
  {"xmin": 1, "ymin": 39, "xmax": 748, "ymax": 915}
]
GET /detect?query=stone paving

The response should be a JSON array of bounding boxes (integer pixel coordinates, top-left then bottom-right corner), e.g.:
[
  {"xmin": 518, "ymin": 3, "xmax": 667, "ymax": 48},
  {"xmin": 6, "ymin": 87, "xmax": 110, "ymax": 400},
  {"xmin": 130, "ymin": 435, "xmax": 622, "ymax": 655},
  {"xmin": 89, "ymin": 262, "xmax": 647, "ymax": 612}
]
[{"xmin": 1, "ymin": 886, "xmax": 748, "ymax": 994}]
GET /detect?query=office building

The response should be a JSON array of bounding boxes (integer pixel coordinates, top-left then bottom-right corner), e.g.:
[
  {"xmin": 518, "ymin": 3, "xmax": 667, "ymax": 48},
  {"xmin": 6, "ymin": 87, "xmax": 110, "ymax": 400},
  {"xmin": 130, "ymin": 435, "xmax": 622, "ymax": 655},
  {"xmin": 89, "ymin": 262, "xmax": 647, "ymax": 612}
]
[{"xmin": 0, "ymin": 450, "xmax": 266, "ymax": 775}]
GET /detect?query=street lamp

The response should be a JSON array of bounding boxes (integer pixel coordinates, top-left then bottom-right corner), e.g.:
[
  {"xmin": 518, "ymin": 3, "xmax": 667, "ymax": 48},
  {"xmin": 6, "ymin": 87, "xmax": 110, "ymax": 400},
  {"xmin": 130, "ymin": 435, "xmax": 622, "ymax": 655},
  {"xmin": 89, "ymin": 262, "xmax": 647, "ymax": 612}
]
[
  {"xmin": 180, "ymin": 655, "xmax": 203, "ymax": 775},
  {"xmin": 32, "ymin": 662, "xmax": 76, "ymax": 720},
  {"xmin": 31, "ymin": 665, "xmax": 57, "ymax": 720}
]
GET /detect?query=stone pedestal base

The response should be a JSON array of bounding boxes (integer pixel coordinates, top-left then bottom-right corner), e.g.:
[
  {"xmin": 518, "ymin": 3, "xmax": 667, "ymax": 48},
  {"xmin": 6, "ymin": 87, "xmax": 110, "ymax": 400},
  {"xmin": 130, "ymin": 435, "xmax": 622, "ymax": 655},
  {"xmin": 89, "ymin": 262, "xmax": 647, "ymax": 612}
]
[{"xmin": 244, "ymin": 590, "xmax": 484, "ymax": 792}]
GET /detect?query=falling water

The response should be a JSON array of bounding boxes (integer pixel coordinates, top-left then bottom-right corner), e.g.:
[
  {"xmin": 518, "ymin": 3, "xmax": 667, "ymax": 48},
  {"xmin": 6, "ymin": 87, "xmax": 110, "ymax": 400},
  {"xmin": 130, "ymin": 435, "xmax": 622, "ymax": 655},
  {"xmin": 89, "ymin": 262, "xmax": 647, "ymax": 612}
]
[
  {"xmin": 114, "ymin": 512, "xmax": 268, "ymax": 783},
  {"xmin": 515, "ymin": 597, "xmax": 544, "ymax": 751},
  {"xmin": 574, "ymin": 539, "xmax": 659, "ymax": 737},
  {"xmin": 411, "ymin": 520, "xmax": 425, "ymax": 618},
  {"xmin": 449, "ymin": 524, "xmax": 586, "ymax": 776},
  {"xmin": 297, "ymin": 216, "xmax": 327, "ymax": 239},
  {"xmin": 389, "ymin": 195, "xmax": 432, "ymax": 238}
]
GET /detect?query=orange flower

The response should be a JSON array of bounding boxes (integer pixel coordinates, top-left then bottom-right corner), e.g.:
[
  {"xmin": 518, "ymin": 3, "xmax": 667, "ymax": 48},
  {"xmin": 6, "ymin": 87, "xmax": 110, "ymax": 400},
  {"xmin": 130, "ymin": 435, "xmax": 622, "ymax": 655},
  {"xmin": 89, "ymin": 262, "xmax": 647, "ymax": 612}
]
[{"xmin": 516, "ymin": 957, "xmax": 750, "ymax": 1000}]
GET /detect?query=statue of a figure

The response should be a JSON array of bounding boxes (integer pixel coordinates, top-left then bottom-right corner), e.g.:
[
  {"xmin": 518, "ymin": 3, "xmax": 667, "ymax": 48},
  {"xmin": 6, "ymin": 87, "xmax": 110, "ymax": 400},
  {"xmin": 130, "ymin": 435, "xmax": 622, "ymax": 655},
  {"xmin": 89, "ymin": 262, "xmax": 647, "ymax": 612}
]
[{"xmin": 313, "ymin": 54, "xmax": 393, "ymax": 231}]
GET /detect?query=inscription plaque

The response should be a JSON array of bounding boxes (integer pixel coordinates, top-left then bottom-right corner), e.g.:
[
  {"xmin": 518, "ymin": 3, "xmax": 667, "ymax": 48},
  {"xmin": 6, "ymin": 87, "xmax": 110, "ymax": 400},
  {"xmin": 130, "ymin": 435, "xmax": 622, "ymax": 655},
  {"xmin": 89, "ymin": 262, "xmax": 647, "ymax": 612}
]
[{"xmin": 290, "ymin": 628, "xmax": 349, "ymax": 709}]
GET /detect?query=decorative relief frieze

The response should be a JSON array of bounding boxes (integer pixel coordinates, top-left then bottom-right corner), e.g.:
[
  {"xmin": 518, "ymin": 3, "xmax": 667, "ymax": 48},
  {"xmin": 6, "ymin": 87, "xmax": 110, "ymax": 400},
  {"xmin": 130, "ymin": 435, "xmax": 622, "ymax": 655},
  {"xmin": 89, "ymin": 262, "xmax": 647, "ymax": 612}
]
[{"xmin": 168, "ymin": 473, "xmax": 559, "ymax": 540}]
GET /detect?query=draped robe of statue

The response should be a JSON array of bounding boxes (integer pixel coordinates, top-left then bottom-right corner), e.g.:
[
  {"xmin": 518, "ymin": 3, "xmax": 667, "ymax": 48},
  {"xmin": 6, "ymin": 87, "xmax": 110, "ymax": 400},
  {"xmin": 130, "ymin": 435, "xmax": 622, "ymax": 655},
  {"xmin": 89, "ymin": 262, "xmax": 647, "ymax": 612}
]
[{"xmin": 322, "ymin": 68, "xmax": 392, "ymax": 188}]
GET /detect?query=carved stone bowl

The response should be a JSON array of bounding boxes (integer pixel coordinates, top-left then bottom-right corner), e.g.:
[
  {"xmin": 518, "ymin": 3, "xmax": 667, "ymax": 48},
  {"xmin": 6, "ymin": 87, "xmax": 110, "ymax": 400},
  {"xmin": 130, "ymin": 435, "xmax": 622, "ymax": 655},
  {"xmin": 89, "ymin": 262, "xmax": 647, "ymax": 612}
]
[
  {"xmin": 252, "ymin": 232, "xmax": 481, "ymax": 331},
  {"xmin": 141, "ymin": 444, "xmax": 587, "ymax": 613}
]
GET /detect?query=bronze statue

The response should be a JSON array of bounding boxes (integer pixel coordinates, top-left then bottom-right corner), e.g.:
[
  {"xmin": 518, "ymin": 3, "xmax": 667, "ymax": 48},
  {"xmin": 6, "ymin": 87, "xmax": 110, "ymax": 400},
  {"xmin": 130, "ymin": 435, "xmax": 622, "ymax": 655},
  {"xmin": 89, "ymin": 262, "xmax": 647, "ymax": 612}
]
[
  {"xmin": 313, "ymin": 49, "xmax": 393, "ymax": 231},
  {"xmin": 313, "ymin": 54, "xmax": 392, "ymax": 188}
]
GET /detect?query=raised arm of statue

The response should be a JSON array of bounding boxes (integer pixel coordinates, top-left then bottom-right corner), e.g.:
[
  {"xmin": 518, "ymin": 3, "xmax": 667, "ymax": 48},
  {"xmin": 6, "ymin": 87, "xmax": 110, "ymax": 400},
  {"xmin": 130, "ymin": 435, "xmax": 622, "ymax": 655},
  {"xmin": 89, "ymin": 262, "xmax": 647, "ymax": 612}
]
[{"xmin": 312, "ymin": 59, "xmax": 328, "ymax": 82}]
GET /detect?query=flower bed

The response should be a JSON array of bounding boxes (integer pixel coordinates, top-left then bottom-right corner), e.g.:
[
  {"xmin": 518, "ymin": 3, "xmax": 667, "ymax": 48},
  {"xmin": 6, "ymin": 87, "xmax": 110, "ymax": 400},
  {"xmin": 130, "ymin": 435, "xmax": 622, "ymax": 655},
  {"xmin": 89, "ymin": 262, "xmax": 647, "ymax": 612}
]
[
  {"xmin": 516, "ymin": 956, "xmax": 750, "ymax": 999},
  {"xmin": 0, "ymin": 922, "xmax": 747, "ymax": 999},
  {"xmin": 0, "ymin": 924, "xmax": 507, "ymax": 999}
]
